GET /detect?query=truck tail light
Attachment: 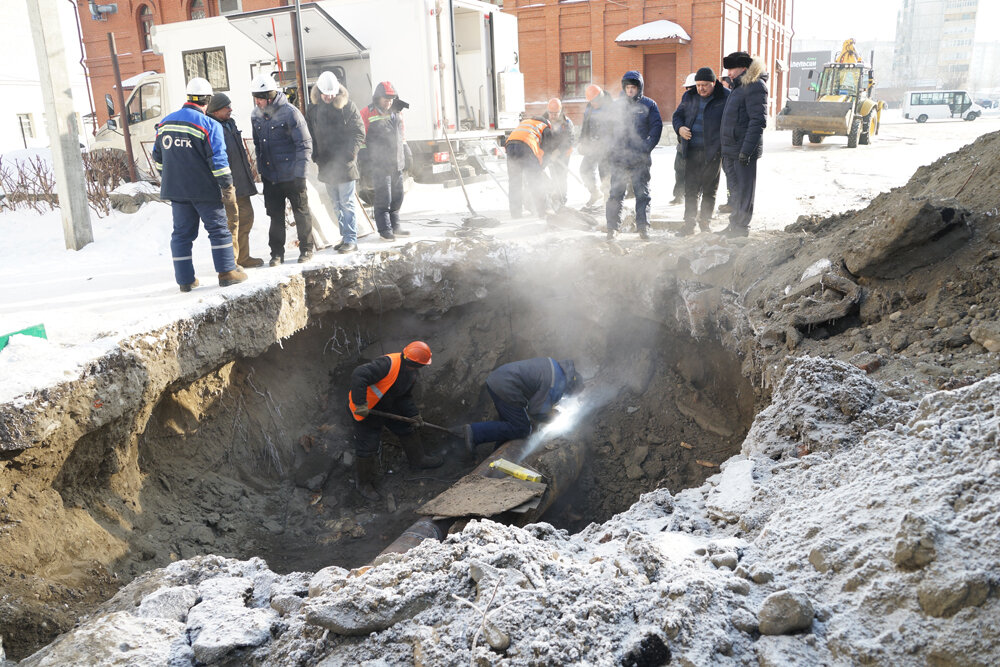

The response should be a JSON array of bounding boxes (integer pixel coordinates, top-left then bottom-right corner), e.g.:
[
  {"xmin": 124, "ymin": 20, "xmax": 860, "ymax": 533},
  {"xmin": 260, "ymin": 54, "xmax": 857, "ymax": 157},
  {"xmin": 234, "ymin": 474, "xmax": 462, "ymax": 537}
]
[{"xmin": 433, "ymin": 152, "xmax": 450, "ymax": 163}]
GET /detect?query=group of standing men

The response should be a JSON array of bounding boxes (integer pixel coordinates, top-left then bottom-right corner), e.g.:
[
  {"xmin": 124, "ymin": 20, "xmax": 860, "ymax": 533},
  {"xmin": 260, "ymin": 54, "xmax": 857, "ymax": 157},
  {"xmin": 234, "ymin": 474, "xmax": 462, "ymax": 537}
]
[
  {"xmin": 504, "ymin": 50, "xmax": 768, "ymax": 240},
  {"xmin": 152, "ymin": 71, "xmax": 412, "ymax": 292}
]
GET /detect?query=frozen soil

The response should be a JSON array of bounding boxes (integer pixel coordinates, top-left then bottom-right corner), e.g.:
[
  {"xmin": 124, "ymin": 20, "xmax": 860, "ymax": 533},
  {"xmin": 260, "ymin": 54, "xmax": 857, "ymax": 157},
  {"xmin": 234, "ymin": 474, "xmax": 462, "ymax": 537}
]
[{"xmin": 2, "ymin": 130, "xmax": 1000, "ymax": 664}]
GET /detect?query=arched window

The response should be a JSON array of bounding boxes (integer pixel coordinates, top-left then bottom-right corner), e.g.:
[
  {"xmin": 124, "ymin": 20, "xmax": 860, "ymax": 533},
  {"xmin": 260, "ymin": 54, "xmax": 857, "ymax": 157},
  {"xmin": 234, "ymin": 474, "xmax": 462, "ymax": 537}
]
[
  {"xmin": 189, "ymin": 0, "xmax": 206, "ymax": 20},
  {"xmin": 138, "ymin": 5, "xmax": 154, "ymax": 51}
]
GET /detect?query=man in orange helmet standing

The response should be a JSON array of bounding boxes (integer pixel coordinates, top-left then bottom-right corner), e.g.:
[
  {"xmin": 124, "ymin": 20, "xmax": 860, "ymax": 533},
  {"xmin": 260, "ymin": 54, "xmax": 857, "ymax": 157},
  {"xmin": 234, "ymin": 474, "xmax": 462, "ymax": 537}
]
[{"xmin": 348, "ymin": 341, "xmax": 442, "ymax": 500}]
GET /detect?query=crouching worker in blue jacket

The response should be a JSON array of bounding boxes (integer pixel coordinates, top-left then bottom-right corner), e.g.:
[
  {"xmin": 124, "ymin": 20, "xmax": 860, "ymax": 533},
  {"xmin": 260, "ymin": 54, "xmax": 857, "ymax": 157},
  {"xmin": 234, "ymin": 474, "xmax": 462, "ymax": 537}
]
[{"xmin": 458, "ymin": 358, "xmax": 582, "ymax": 456}]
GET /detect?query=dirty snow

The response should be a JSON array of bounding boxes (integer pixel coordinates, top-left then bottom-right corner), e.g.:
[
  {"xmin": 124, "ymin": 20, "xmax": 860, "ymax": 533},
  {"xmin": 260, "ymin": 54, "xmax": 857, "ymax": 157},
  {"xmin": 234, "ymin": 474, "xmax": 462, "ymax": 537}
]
[{"xmin": 18, "ymin": 356, "xmax": 999, "ymax": 665}]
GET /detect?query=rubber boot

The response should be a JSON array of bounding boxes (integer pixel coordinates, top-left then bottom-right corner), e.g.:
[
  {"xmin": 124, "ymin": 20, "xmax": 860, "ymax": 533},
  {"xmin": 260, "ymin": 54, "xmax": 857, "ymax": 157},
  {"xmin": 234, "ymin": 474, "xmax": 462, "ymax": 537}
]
[
  {"xmin": 355, "ymin": 455, "xmax": 381, "ymax": 501},
  {"xmin": 399, "ymin": 433, "xmax": 443, "ymax": 470}
]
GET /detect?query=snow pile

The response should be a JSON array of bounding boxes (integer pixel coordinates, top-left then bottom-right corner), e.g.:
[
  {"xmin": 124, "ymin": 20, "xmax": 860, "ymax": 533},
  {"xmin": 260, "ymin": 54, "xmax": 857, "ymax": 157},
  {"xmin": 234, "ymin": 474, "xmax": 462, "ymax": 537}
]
[{"xmin": 19, "ymin": 357, "xmax": 1000, "ymax": 665}]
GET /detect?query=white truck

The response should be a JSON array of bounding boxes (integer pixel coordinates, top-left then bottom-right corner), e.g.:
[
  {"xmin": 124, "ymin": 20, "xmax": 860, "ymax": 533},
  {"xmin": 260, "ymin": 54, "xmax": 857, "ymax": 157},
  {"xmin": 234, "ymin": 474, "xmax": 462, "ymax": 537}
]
[{"xmin": 92, "ymin": 0, "xmax": 524, "ymax": 186}]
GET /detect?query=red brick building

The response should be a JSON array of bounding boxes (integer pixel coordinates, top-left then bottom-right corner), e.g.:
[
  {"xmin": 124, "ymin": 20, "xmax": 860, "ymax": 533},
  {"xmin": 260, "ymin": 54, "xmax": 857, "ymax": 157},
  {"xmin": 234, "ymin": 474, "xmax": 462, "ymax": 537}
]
[
  {"xmin": 504, "ymin": 0, "xmax": 793, "ymax": 123},
  {"xmin": 80, "ymin": 0, "xmax": 281, "ymax": 126}
]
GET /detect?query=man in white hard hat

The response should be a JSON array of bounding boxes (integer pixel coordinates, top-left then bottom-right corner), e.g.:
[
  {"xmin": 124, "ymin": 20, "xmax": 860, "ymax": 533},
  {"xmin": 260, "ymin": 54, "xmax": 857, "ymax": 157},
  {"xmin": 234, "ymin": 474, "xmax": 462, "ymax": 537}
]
[
  {"xmin": 249, "ymin": 73, "xmax": 317, "ymax": 265},
  {"xmin": 305, "ymin": 71, "xmax": 365, "ymax": 253},
  {"xmin": 151, "ymin": 77, "xmax": 247, "ymax": 292}
]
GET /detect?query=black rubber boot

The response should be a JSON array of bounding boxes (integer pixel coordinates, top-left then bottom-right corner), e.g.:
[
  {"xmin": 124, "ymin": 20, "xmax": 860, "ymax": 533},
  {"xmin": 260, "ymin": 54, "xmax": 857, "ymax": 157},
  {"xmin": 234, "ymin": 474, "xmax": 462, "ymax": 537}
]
[
  {"xmin": 399, "ymin": 433, "xmax": 443, "ymax": 469},
  {"xmin": 355, "ymin": 455, "xmax": 381, "ymax": 500}
]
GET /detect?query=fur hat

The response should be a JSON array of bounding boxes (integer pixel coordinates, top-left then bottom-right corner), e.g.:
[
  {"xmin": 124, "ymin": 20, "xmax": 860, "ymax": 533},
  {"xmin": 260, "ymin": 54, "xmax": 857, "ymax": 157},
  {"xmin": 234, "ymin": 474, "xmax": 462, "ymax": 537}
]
[
  {"xmin": 206, "ymin": 92, "xmax": 231, "ymax": 114},
  {"xmin": 695, "ymin": 67, "xmax": 716, "ymax": 83},
  {"xmin": 723, "ymin": 52, "xmax": 753, "ymax": 69}
]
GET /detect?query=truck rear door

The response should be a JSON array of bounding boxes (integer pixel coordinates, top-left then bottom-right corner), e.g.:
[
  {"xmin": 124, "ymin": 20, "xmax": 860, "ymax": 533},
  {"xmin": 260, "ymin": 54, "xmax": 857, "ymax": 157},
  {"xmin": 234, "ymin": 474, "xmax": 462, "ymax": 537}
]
[{"xmin": 487, "ymin": 9, "xmax": 522, "ymax": 130}]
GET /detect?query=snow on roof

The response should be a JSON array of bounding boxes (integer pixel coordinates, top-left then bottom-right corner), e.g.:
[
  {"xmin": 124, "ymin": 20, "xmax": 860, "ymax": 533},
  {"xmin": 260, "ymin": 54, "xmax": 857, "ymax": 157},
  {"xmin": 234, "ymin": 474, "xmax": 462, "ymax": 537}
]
[
  {"xmin": 615, "ymin": 19, "xmax": 691, "ymax": 43},
  {"xmin": 118, "ymin": 71, "xmax": 158, "ymax": 88}
]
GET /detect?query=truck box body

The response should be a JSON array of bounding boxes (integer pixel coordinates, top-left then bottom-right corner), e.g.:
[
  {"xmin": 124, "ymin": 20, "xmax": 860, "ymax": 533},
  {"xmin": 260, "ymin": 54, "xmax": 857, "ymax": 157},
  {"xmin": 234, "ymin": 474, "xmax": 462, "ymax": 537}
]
[{"xmin": 92, "ymin": 0, "xmax": 523, "ymax": 184}]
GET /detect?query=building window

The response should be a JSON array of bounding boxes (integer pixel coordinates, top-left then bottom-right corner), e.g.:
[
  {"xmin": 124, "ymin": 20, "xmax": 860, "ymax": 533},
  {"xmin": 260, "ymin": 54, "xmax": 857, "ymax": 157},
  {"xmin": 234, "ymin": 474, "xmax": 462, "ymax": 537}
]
[
  {"xmin": 189, "ymin": 0, "xmax": 206, "ymax": 19},
  {"xmin": 183, "ymin": 47, "xmax": 229, "ymax": 91},
  {"xmin": 138, "ymin": 5, "xmax": 154, "ymax": 51},
  {"xmin": 561, "ymin": 51, "xmax": 591, "ymax": 99},
  {"xmin": 17, "ymin": 113, "xmax": 34, "ymax": 143},
  {"xmin": 217, "ymin": 0, "xmax": 241, "ymax": 15}
]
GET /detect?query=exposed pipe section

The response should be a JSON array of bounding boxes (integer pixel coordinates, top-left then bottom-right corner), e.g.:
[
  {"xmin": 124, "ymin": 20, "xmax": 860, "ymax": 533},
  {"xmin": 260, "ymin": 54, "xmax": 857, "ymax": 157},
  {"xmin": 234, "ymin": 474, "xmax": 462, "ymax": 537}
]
[{"xmin": 376, "ymin": 434, "xmax": 588, "ymax": 559}]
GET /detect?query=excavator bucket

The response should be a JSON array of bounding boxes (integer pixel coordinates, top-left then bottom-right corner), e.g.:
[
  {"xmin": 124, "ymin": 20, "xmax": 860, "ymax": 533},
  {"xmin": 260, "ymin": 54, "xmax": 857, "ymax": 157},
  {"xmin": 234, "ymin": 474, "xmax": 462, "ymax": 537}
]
[{"xmin": 776, "ymin": 101, "xmax": 853, "ymax": 135}]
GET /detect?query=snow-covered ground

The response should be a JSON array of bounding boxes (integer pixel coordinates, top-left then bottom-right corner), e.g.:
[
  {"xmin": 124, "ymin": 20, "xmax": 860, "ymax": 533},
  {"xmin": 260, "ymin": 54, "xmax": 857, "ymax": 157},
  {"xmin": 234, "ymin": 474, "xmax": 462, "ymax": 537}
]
[{"xmin": 1, "ymin": 110, "xmax": 997, "ymax": 403}]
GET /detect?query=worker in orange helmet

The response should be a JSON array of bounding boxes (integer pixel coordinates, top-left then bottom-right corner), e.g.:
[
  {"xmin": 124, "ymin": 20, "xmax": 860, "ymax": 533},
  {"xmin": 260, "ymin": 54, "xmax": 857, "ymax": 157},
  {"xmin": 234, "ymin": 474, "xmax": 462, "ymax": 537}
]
[
  {"xmin": 579, "ymin": 84, "xmax": 614, "ymax": 208},
  {"xmin": 348, "ymin": 340, "xmax": 441, "ymax": 500},
  {"xmin": 542, "ymin": 97, "xmax": 575, "ymax": 207}
]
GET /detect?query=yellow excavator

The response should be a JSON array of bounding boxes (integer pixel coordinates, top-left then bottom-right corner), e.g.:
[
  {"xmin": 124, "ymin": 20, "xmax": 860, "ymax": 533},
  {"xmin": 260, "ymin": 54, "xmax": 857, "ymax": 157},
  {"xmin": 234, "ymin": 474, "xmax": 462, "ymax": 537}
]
[{"xmin": 777, "ymin": 39, "xmax": 885, "ymax": 148}]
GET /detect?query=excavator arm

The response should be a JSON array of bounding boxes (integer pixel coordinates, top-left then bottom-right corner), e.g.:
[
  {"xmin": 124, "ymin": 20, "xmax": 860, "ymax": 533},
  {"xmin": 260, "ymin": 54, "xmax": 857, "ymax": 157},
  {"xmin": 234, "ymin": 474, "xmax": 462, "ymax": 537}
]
[{"xmin": 835, "ymin": 39, "xmax": 862, "ymax": 64}]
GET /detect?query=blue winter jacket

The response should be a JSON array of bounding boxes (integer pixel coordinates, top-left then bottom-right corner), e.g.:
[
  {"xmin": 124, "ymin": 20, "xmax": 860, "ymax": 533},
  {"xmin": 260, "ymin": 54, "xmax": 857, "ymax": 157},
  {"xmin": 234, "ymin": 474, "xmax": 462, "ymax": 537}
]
[
  {"xmin": 486, "ymin": 358, "xmax": 576, "ymax": 418},
  {"xmin": 612, "ymin": 70, "xmax": 663, "ymax": 167},
  {"xmin": 151, "ymin": 103, "xmax": 231, "ymax": 202},
  {"xmin": 250, "ymin": 91, "xmax": 312, "ymax": 183},
  {"xmin": 721, "ymin": 58, "xmax": 769, "ymax": 159},
  {"xmin": 672, "ymin": 81, "xmax": 730, "ymax": 158}
]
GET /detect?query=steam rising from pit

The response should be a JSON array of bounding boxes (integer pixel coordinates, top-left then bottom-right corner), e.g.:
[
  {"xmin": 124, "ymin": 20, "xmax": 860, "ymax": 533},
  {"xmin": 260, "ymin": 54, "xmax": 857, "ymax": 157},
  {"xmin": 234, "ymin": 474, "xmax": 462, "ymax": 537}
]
[{"xmin": 521, "ymin": 384, "xmax": 617, "ymax": 458}]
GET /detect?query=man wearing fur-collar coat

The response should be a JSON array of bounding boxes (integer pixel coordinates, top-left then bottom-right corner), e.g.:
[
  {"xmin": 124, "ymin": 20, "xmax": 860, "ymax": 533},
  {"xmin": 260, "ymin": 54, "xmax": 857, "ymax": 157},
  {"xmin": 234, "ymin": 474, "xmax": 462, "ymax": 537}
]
[
  {"xmin": 306, "ymin": 71, "xmax": 366, "ymax": 253},
  {"xmin": 720, "ymin": 52, "xmax": 768, "ymax": 237}
]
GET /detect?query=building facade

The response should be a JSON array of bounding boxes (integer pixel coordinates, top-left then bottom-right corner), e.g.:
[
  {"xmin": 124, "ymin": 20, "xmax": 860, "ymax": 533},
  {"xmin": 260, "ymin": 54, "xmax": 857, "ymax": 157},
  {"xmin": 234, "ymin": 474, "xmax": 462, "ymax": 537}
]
[
  {"xmin": 893, "ymin": 0, "xmax": 978, "ymax": 90},
  {"xmin": 79, "ymin": 0, "xmax": 281, "ymax": 127},
  {"xmin": 503, "ymin": 0, "xmax": 793, "ymax": 122}
]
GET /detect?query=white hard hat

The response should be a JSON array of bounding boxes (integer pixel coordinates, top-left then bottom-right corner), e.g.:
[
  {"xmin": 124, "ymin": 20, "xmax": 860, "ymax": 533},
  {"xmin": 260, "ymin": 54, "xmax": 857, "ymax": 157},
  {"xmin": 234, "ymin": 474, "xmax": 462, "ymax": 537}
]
[
  {"xmin": 683, "ymin": 72, "xmax": 697, "ymax": 88},
  {"xmin": 186, "ymin": 77, "xmax": 213, "ymax": 96},
  {"xmin": 250, "ymin": 74, "xmax": 278, "ymax": 93},
  {"xmin": 316, "ymin": 71, "xmax": 340, "ymax": 95}
]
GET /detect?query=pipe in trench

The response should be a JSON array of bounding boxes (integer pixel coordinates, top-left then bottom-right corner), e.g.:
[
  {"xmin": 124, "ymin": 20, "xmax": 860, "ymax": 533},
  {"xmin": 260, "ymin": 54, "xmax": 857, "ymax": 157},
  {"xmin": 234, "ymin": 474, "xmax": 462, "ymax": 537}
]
[{"xmin": 375, "ymin": 435, "xmax": 587, "ymax": 559}]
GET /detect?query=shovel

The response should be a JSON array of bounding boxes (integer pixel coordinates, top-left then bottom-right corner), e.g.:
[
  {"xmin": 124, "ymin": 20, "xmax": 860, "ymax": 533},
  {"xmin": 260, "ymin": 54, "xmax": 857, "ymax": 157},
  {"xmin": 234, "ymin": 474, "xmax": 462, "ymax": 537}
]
[
  {"xmin": 441, "ymin": 128, "xmax": 501, "ymax": 228},
  {"xmin": 367, "ymin": 409, "xmax": 456, "ymax": 436}
]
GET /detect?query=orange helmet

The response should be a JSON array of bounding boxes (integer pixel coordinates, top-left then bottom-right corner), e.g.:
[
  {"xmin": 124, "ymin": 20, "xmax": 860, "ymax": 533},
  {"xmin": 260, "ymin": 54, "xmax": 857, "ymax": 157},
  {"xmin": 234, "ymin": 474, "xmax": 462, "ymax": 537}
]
[
  {"xmin": 585, "ymin": 84, "xmax": 602, "ymax": 102},
  {"xmin": 403, "ymin": 341, "xmax": 432, "ymax": 365},
  {"xmin": 547, "ymin": 98, "xmax": 562, "ymax": 114}
]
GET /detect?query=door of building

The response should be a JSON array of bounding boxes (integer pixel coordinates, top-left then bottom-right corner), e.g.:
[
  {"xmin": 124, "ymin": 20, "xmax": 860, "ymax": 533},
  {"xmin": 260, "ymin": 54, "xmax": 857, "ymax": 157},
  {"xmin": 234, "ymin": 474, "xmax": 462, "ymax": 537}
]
[{"xmin": 643, "ymin": 53, "xmax": 676, "ymax": 123}]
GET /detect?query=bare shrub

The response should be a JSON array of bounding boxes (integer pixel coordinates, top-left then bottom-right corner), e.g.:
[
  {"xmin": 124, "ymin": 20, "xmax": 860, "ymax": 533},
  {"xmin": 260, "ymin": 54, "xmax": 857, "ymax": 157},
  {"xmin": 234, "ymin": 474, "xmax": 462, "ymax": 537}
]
[{"xmin": 0, "ymin": 151, "xmax": 133, "ymax": 218}]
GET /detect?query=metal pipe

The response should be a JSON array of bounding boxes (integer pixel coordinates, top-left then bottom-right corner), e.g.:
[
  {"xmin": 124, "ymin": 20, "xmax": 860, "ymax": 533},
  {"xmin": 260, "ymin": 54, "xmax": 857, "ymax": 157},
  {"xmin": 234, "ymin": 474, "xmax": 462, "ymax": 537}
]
[{"xmin": 375, "ymin": 435, "xmax": 588, "ymax": 559}]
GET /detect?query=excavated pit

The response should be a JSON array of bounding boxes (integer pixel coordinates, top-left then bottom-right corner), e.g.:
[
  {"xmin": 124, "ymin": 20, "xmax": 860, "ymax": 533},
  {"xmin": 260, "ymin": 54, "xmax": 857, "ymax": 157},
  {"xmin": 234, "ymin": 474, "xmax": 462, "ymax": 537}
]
[{"xmin": 0, "ymin": 243, "xmax": 757, "ymax": 659}]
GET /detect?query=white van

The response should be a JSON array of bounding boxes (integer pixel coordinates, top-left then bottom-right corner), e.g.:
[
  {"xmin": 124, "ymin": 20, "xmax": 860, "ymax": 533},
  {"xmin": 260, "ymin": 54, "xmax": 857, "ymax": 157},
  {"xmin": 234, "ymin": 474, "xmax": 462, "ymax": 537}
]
[{"xmin": 902, "ymin": 90, "xmax": 982, "ymax": 122}]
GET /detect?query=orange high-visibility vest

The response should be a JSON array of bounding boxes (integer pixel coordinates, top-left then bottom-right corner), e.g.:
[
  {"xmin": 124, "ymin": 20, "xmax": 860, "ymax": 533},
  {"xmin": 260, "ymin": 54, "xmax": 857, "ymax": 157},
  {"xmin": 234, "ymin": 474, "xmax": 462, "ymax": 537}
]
[
  {"xmin": 349, "ymin": 353, "xmax": 402, "ymax": 421},
  {"xmin": 507, "ymin": 118, "xmax": 547, "ymax": 164}
]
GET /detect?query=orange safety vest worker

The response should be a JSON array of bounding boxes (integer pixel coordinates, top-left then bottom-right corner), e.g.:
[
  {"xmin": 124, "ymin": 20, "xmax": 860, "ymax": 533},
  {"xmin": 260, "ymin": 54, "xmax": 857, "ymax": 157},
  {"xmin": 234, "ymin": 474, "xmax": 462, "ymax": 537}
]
[
  {"xmin": 507, "ymin": 118, "xmax": 548, "ymax": 164},
  {"xmin": 348, "ymin": 353, "xmax": 402, "ymax": 421}
]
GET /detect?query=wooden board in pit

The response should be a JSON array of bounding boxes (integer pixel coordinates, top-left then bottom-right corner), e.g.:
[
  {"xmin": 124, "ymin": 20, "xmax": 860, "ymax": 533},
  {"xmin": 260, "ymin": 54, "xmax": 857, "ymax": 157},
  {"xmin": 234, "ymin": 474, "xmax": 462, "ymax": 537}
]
[{"xmin": 416, "ymin": 475, "xmax": 547, "ymax": 518}]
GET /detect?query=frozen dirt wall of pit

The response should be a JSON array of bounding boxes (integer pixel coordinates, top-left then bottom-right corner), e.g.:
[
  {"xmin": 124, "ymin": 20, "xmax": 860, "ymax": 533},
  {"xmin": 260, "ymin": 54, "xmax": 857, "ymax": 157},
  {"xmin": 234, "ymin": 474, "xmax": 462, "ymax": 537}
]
[{"xmin": 0, "ymin": 238, "xmax": 762, "ymax": 659}]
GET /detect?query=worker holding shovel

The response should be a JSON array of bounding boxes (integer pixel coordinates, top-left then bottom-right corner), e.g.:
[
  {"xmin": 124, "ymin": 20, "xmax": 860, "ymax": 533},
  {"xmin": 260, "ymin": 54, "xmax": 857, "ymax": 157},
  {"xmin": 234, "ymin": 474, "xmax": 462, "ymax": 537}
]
[{"xmin": 348, "ymin": 341, "xmax": 442, "ymax": 500}]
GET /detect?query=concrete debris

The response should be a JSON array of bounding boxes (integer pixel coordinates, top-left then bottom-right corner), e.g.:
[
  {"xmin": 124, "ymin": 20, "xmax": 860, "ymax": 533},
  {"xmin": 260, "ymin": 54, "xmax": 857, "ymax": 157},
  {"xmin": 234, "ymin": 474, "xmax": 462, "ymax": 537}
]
[{"xmin": 757, "ymin": 590, "xmax": 814, "ymax": 635}]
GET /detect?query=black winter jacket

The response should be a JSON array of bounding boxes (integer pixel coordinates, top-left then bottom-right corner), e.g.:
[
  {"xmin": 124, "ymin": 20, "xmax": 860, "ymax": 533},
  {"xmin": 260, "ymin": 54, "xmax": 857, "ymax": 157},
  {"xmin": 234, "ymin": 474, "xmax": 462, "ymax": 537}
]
[
  {"xmin": 306, "ymin": 83, "xmax": 365, "ymax": 184},
  {"xmin": 486, "ymin": 358, "xmax": 576, "ymax": 418},
  {"xmin": 671, "ymin": 82, "xmax": 730, "ymax": 159},
  {"xmin": 541, "ymin": 111, "xmax": 575, "ymax": 162},
  {"xmin": 579, "ymin": 92, "xmax": 614, "ymax": 158},
  {"xmin": 721, "ymin": 58, "xmax": 769, "ymax": 159},
  {"xmin": 350, "ymin": 355, "xmax": 420, "ymax": 417},
  {"xmin": 215, "ymin": 116, "xmax": 258, "ymax": 198}
]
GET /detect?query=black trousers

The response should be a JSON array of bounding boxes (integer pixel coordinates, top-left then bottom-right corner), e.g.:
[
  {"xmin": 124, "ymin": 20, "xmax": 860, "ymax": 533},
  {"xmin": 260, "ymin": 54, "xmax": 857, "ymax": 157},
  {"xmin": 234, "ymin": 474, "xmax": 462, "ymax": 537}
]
[
  {"xmin": 606, "ymin": 162, "xmax": 651, "ymax": 231},
  {"xmin": 673, "ymin": 150, "xmax": 686, "ymax": 199},
  {"xmin": 351, "ymin": 400, "xmax": 417, "ymax": 458},
  {"xmin": 263, "ymin": 179, "xmax": 314, "ymax": 258},
  {"xmin": 683, "ymin": 148, "xmax": 722, "ymax": 223},
  {"xmin": 372, "ymin": 167, "xmax": 404, "ymax": 233},
  {"xmin": 721, "ymin": 155, "xmax": 758, "ymax": 229},
  {"xmin": 507, "ymin": 142, "xmax": 547, "ymax": 217}
]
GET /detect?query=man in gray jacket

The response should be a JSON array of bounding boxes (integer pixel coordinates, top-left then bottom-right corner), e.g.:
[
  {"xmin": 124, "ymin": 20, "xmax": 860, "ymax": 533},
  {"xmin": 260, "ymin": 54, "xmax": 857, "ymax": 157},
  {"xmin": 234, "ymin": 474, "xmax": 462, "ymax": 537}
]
[
  {"xmin": 249, "ymin": 74, "xmax": 317, "ymax": 265},
  {"xmin": 459, "ymin": 357, "xmax": 581, "ymax": 455}
]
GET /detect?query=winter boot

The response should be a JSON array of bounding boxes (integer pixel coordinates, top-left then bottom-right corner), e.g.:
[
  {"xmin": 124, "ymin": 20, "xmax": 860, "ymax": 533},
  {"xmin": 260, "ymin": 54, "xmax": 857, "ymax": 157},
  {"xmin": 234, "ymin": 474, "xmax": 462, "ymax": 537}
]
[
  {"xmin": 218, "ymin": 268, "xmax": 248, "ymax": 287},
  {"xmin": 179, "ymin": 278, "xmax": 200, "ymax": 293},
  {"xmin": 399, "ymin": 433, "xmax": 443, "ymax": 470},
  {"xmin": 355, "ymin": 455, "xmax": 381, "ymax": 501}
]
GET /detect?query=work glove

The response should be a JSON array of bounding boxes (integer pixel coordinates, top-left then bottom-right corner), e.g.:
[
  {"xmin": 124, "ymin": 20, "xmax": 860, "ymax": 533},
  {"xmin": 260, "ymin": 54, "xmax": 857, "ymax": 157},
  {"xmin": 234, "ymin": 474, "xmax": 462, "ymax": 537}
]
[
  {"xmin": 738, "ymin": 152, "xmax": 751, "ymax": 166},
  {"xmin": 355, "ymin": 405, "xmax": 370, "ymax": 418},
  {"xmin": 293, "ymin": 177, "xmax": 307, "ymax": 192},
  {"xmin": 221, "ymin": 184, "xmax": 237, "ymax": 206},
  {"xmin": 412, "ymin": 413, "xmax": 424, "ymax": 428}
]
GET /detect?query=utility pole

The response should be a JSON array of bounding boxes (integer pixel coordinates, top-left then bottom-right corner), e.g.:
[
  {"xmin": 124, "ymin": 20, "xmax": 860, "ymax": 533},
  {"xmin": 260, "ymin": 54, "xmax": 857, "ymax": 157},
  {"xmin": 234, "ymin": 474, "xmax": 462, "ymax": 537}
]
[
  {"xmin": 107, "ymin": 33, "xmax": 138, "ymax": 183},
  {"xmin": 26, "ymin": 0, "xmax": 93, "ymax": 250},
  {"xmin": 291, "ymin": 0, "xmax": 309, "ymax": 115}
]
